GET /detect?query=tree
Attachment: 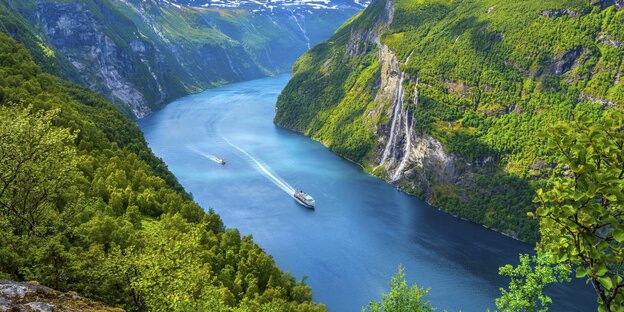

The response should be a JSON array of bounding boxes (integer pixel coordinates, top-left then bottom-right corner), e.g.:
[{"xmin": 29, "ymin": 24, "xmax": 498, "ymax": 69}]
[
  {"xmin": 496, "ymin": 254, "xmax": 571, "ymax": 312},
  {"xmin": 0, "ymin": 33, "xmax": 326, "ymax": 311},
  {"xmin": 0, "ymin": 105, "xmax": 78, "ymax": 235},
  {"xmin": 534, "ymin": 111, "xmax": 624, "ymax": 311},
  {"xmin": 362, "ymin": 265, "xmax": 434, "ymax": 312}
]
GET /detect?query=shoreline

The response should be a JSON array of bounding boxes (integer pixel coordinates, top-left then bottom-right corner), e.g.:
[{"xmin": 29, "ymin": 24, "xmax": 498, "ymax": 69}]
[{"xmin": 273, "ymin": 121, "xmax": 527, "ymax": 244}]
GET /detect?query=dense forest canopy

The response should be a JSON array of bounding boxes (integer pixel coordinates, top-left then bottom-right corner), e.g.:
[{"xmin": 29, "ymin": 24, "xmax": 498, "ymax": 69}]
[{"xmin": 0, "ymin": 32, "xmax": 325, "ymax": 311}]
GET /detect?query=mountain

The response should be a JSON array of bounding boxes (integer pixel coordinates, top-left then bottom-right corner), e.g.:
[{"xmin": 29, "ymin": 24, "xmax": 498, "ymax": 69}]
[
  {"xmin": 0, "ymin": 0, "xmax": 362, "ymax": 117},
  {"xmin": 172, "ymin": 0, "xmax": 370, "ymax": 12},
  {"xmin": 0, "ymin": 32, "xmax": 325, "ymax": 311},
  {"xmin": 275, "ymin": 0, "xmax": 623, "ymax": 241}
]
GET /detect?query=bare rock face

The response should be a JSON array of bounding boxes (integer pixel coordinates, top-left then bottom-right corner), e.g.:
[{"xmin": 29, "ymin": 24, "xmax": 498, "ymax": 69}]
[
  {"xmin": 29, "ymin": 0, "xmax": 167, "ymax": 118},
  {"xmin": 6, "ymin": 0, "xmax": 359, "ymax": 118},
  {"xmin": 592, "ymin": 0, "xmax": 624, "ymax": 10},
  {"xmin": 345, "ymin": 0, "xmax": 392, "ymax": 56},
  {"xmin": 540, "ymin": 9, "xmax": 579, "ymax": 17},
  {"xmin": 346, "ymin": 0, "xmax": 493, "ymax": 204},
  {"xmin": 553, "ymin": 46, "xmax": 587, "ymax": 75},
  {"xmin": 372, "ymin": 42, "xmax": 463, "ymax": 193},
  {"xmin": 598, "ymin": 33, "xmax": 623, "ymax": 48},
  {"xmin": 0, "ymin": 280, "xmax": 122, "ymax": 312}
]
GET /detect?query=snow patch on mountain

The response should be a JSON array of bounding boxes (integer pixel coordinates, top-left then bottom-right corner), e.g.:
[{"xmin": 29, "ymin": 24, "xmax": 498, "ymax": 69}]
[{"xmin": 170, "ymin": 0, "xmax": 369, "ymax": 14}]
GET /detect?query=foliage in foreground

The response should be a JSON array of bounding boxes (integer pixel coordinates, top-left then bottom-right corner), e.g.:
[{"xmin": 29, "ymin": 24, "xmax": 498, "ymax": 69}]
[
  {"xmin": 534, "ymin": 111, "xmax": 624, "ymax": 311},
  {"xmin": 496, "ymin": 254, "xmax": 571, "ymax": 312},
  {"xmin": 362, "ymin": 265, "xmax": 434, "ymax": 312},
  {"xmin": 0, "ymin": 32, "xmax": 324, "ymax": 311},
  {"xmin": 370, "ymin": 112, "xmax": 623, "ymax": 312},
  {"xmin": 497, "ymin": 112, "xmax": 624, "ymax": 312}
]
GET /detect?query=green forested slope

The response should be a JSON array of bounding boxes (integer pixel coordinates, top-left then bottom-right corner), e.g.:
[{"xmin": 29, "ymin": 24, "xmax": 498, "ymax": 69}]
[
  {"xmin": 276, "ymin": 0, "xmax": 623, "ymax": 241},
  {"xmin": 0, "ymin": 33, "xmax": 324, "ymax": 311}
]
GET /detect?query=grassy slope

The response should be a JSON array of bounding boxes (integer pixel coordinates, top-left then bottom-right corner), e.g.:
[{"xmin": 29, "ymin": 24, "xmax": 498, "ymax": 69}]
[
  {"xmin": 276, "ymin": 0, "xmax": 623, "ymax": 241},
  {"xmin": 275, "ymin": 0, "xmax": 387, "ymax": 160}
]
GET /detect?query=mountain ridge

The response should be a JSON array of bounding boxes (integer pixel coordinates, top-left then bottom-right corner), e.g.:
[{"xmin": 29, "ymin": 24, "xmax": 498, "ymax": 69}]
[
  {"xmin": 0, "ymin": 0, "xmax": 361, "ymax": 117},
  {"xmin": 275, "ymin": 0, "xmax": 623, "ymax": 241}
]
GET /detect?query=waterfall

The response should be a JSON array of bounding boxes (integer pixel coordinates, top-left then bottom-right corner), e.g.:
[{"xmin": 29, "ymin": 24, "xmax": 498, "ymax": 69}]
[
  {"xmin": 379, "ymin": 71, "xmax": 405, "ymax": 165},
  {"xmin": 290, "ymin": 11, "xmax": 311, "ymax": 50},
  {"xmin": 380, "ymin": 54, "xmax": 412, "ymax": 166},
  {"xmin": 223, "ymin": 49, "xmax": 241, "ymax": 79},
  {"xmin": 392, "ymin": 79, "xmax": 418, "ymax": 181},
  {"xmin": 413, "ymin": 77, "xmax": 419, "ymax": 107}
]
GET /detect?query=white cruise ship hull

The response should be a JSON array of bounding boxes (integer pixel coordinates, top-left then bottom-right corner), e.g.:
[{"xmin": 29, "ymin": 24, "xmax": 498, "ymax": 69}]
[{"xmin": 294, "ymin": 196, "xmax": 315, "ymax": 209}]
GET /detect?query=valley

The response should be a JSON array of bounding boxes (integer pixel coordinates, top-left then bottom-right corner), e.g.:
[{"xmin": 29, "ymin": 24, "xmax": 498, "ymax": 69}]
[
  {"xmin": 0, "ymin": 0, "xmax": 361, "ymax": 117},
  {"xmin": 0, "ymin": 0, "xmax": 621, "ymax": 310},
  {"xmin": 139, "ymin": 74, "xmax": 597, "ymax": 311}
]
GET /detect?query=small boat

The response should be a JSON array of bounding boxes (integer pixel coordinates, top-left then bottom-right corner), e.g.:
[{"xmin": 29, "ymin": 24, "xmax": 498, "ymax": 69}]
[
  {"xmin": 214, "ymin": 157, "xmax": 226, "ymax": 165},
  {"xmin": 294, "ymin": 190, "xmax": 315, "ymax": 209}
]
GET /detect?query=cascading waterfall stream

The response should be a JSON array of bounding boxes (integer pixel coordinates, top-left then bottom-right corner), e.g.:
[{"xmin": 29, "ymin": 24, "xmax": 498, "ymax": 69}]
[
  {"xmin": 379, "ymin": 53, "xmax": 412, "ymax": 167},
  {"xmin": 223, "ymin": 49, "xmax": 242, "ymax": 79},
  {"xmin": 413, "ymin": 77, "xmax": 419, "ymax": 107},
  {"xmin": 379, "ymin": 71, "xmax": 405, "ymax": 165},
  {"xmin": 392, "ymin": 78, "xmax": 418, "ymax": 181},
  {"xmin": 290, "ymin": 11, "xmax": 311, "ymax": 50}
]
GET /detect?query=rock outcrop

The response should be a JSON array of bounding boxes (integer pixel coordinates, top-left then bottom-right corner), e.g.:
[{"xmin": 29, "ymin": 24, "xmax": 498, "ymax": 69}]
[
  {"xmin": 340, "ymin": 0, "xmax": 463, "ymax": 192},
  {"xmin": 0, "ymin": 281, "xmax": 122, "ymax": 312}
]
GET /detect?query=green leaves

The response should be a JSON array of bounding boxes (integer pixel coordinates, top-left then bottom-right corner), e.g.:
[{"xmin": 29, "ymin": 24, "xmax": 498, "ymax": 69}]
[
  {"xmin": 496, "ymin": 254, "xmax": 571, "ymax": 312},
  {"xmin": 363, "ymin": 265, "xmax": 434, "ymax": 312},
  {"xmin": 0, "ymin": 33, "xmax": 326, "ymax": 312},
  {"xmin": 613, "ymin": 228, "xmax": 624, "ymax": 243},
  {"xmin": 576, "ymin": 267, "xmax": 589, "ymax": 278},
  {"xmin": 0, "ymin": 105, "xmax": 78, "ymax": 236},
  {"xmin": 535, "ymin": 111, "xmax": 624, "ymax": 310},
  {"xmin": 598, "ymin": 276, "xmax": 613, "ymax": 290}
]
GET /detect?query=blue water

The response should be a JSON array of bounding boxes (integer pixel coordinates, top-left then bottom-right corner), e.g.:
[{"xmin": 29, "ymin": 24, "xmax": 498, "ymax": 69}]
[{"xmin": 138, "ymin": 74, "xmax": 596, "ymax": 311}]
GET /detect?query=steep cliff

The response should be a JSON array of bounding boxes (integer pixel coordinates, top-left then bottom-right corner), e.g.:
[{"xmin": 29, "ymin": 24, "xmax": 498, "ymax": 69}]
[
  {"xmin": 276, "ymin": 0, "xmax": 624, "ymax": 241},
  {"xmin": 0, "ymin": 0, "xmax": 361, "ymax": 117}
]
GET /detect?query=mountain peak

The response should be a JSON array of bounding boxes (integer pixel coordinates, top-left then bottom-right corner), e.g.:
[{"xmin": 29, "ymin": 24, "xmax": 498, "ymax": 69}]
[{"xmin": 168, "ymin": 0, "xmax": 369, "ymax": 14}]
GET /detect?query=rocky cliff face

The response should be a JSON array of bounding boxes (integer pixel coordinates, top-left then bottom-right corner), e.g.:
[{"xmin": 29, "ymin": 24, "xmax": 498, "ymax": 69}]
[
  {"xmin": 338, "ymin": 0, "xmax": 469, "ymax": 213},
  {"xmin": 30, "ymin": 1, "xmax": 165, "ymax": 117},
  {"xmin": 1, "ymin": 0, "xmax": 360, "ymax": 117},
  {"xmin": 276, "ymin": 0, "xmax": 623, "ymax": 241},
  {"xmin": 0, "ymin": 281, "xmax": 122, "ymax": 311}
]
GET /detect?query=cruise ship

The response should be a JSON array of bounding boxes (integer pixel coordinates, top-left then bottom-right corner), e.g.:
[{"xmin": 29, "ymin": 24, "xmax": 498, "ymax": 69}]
[{"xmin": 294, "ymin": 190, "xmax": 315, "ymax": 209}]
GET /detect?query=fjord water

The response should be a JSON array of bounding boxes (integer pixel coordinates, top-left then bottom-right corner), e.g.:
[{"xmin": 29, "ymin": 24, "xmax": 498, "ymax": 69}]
[{"xmin": 139, "ymin": 74, "xmax": 595, "ymax": 311}]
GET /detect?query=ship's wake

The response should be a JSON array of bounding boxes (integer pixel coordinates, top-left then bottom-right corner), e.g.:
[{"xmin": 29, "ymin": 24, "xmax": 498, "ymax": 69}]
[
  {"xmin": 188, "ymin": 146, "xmax": 226, "ymax": 164},
  {"xmin": 221, "ymin": 137, "xmax": 296, "ymax": 196}
]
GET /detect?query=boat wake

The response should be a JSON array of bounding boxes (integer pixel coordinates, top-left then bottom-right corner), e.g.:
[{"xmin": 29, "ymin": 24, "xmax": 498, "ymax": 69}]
[
  {"xmin": 188, "ymin": 146, "xmax": 224, "ymax": 165},
  {"xmin": 220, "ymin": 136, "xmax": 296, "ymax": 196}
]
